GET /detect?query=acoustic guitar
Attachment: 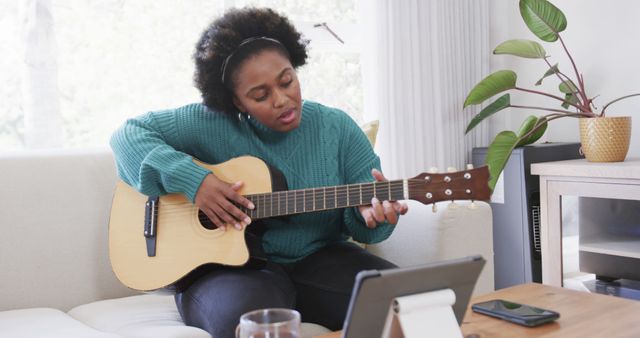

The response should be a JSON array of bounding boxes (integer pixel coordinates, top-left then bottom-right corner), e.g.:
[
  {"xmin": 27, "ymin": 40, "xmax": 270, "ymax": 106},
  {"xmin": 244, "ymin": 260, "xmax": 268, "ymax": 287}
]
[{"xmin": 109, "ymin": 156, "xmax": 490, "ymax": 291}]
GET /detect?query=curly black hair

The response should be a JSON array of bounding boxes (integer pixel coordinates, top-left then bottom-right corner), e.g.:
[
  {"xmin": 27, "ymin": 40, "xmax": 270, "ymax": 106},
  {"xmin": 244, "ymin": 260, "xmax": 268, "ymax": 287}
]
[{"xmin": 193, "ymin": 7, "xmax": 308, "ymax": 115}]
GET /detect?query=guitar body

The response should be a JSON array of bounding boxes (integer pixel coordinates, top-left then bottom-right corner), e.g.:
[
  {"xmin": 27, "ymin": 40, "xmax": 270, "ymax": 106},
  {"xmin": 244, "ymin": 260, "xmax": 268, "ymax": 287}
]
[
  {"xmin": 109, "ymin": 155, "xmax": 490, "ymax": 292},
  {"xmin": 109, "ymin": 156, "xmax": 275, "ymax": 291}
]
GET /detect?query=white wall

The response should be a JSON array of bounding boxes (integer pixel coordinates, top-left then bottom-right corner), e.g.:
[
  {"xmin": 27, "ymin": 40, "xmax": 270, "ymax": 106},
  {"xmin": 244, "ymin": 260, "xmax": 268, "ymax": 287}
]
[{"xmin": 488, "ymin": 0, "xmax": 640, "ymax": 157}]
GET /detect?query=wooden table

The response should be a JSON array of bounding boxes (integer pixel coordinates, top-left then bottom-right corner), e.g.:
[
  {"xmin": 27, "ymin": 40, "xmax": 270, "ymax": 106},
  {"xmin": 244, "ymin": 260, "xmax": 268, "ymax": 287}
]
[{"xmin": 315, "ymin": 283, "xmax": 640, "ymax": 338}]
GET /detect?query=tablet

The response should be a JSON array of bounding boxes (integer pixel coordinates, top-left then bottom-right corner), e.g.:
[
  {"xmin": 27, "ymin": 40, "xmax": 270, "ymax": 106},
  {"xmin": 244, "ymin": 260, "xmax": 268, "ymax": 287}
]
[{"xmin": 341, "ymin": 255, "xmax": 485, "ymax": 338}]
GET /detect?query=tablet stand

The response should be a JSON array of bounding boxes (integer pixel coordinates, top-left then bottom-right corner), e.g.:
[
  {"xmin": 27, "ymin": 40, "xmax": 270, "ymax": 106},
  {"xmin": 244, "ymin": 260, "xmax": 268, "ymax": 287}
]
[{"xmin": 381, "ymin": 288, "xmax": 463, "ymax": 338}]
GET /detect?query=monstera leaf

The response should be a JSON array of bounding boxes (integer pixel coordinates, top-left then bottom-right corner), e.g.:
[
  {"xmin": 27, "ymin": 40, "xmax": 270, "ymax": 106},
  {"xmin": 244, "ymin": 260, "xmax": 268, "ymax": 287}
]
[
  {"xmin": 485, "ymin": 131, "xmax": 519, "ymax": 191},
  {"xmin": 485, "ymin": 116, "xmax": 548, "ymax": 191},
  {"xmin": 535, "ymin": 63, "xmax": 559, "ymax": 85},
  {"xmin": 516, "ymin": 115, "xmax": 548, "ymax": 147},
  {"xmin": 559, "ymin": 80, "xmax": 578, "ymax": 94},
  {"xmin": 464, "ymin": 70, "xmax": 517, "ymax": 108},
  {"xmin": 465, "ymin": 94, "xmax": 511, "ymax": 134},
  {"xmin": 493, "ymin": 39, "xmax": 547, "ymax": 59},
  {"xmin": 519, "ymin": 0, "xmax": 567, "ymax": 42}
]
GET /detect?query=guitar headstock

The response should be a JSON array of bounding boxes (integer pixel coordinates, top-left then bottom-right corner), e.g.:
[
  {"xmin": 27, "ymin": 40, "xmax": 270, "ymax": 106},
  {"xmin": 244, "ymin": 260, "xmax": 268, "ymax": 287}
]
[{"xmin": 408, "ymin": 165, "xmax": 491, "ymax": 205}]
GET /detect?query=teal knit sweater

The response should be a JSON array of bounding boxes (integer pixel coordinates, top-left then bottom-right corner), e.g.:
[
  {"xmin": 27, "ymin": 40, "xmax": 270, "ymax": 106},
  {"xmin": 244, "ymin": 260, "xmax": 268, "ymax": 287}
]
[{"xmin": 110, "ymin": 100, "xmax": 395, "ymax": 263}]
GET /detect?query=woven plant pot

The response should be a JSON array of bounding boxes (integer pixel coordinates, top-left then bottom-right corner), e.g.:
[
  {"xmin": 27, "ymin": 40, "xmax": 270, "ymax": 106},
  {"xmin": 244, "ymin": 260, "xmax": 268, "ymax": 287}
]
[{"xmin": 579, "ymin": 116, "xmax": 632, "ymax": 162}]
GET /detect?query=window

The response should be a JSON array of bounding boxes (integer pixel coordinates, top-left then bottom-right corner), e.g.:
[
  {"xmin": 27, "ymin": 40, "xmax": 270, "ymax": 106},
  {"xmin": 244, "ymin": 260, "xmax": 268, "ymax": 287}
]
[
  {"xmin": 0, "ymin": 1, "xmax": 22, "ymax": 148},
  {"xmin": 0, "ymin": 0, "xmax": 363, "ymax": 149}
]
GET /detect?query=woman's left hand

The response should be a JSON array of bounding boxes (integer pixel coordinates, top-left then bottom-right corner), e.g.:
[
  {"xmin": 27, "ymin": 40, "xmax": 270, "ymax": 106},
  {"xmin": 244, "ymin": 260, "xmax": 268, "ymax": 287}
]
[{"xmin": 358, "ymin": 169, "xmax": 409, "ymax": 228}]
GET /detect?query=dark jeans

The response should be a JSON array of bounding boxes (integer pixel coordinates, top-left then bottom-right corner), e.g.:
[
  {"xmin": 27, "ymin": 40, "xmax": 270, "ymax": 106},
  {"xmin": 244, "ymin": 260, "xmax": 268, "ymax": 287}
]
[{"xmin": 175, "ymin": 241, "xmax": 396, "ymax": 338}]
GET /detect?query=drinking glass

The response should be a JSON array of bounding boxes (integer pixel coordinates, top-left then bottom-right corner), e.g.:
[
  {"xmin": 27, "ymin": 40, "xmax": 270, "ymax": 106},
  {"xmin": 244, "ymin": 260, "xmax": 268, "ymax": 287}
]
[{"xmin": 236, "ymin": 308, "xmax": 301, "ymax": 338}]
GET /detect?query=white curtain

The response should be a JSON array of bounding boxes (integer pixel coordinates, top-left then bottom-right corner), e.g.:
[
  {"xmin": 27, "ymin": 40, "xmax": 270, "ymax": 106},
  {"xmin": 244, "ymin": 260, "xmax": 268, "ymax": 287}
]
[
  {"xmin": 359, "ymin": 0, "xmax": 490, "ymax": 178},
  {"xmin": 20, "ymin": 0, "xmax": 64, "ymax": 148}
]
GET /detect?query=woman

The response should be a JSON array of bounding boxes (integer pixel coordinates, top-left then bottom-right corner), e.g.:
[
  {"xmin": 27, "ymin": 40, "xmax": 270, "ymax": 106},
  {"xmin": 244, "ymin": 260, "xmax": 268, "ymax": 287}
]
[{"xmin": 110, "ymin": 7, "xmax": 408, "ymax": 338}]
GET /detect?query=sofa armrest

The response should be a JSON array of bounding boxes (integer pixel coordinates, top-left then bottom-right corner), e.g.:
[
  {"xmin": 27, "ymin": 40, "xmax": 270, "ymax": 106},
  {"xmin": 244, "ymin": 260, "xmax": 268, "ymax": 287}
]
[{"xmin": 0, "ymin": 148, "xmax": 138, "ymax": 311}]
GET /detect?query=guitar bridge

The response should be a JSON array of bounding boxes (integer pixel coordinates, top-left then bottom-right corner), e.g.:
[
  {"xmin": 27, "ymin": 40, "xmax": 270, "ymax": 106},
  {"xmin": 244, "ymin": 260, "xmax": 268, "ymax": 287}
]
[{"xmin": 144, "ymin": 196, "xmax": 159, "ymax": 257}]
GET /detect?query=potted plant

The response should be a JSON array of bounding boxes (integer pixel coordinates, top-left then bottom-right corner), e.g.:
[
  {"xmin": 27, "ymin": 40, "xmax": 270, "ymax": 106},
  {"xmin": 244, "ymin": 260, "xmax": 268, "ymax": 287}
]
[{"xmin": 463, "ymin": 0, "xmax": 640, "ymax": 190}]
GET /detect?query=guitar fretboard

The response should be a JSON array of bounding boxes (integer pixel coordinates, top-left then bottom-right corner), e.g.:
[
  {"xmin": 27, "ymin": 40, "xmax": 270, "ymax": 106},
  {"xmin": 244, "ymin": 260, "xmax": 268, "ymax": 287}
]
[{"xmin": 241, "ymin": 180, "xmax": 407, "ymax": 219}]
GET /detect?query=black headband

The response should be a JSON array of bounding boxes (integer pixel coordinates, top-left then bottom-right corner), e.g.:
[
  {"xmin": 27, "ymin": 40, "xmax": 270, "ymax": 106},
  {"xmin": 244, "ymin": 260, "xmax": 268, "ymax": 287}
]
[{"xmin": 220, "ymin": 37, "xmax": 286, "ymax": 85}]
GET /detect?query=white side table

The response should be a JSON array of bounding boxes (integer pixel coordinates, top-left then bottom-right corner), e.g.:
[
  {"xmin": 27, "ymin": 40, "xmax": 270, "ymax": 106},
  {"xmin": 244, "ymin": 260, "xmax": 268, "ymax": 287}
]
[{"xmin": 531, "ymin": 158, "xmax": 640, "ymax": 286}]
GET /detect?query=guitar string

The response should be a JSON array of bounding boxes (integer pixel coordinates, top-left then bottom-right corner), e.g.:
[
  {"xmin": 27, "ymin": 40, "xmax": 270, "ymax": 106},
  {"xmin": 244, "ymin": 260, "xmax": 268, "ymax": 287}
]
[
  {"xmin": 152, "ymin": 177, "xmax": 476, "ymax": 210},
  {"xmin": 155, "ymin": 186, "xmax": 412, "ymax": 220},
  {"xmin": 165, "ymin": 191, "xmax": 478, "ymax": 225},
  {"xmin": 150, "ymin": 177, "xmax": 479, "ymax": 216},
  {"xmin": 155, "ymin": 185, "xmax": 478, "ymax": 221},
  {"xmin": 135, "ymin": 173, "xmax": 485, "ymax": 227},
  {"xmin": 138, "ymin": 173, "xmax": 480, "ymax": 208},
  {"xmin": 153, "ymin": 179, "xmax": 474, "ymax": 206},
  {"xmin": 198, "ymin": 187, "xmax": 477, "ymax": 223},
  {"xmin": 156, "ymin": 188, "xmax": 410, "ymax": 216},
  {"xmin": 154, "ymin": 182, "xmax": 416, "ymax": 210}
]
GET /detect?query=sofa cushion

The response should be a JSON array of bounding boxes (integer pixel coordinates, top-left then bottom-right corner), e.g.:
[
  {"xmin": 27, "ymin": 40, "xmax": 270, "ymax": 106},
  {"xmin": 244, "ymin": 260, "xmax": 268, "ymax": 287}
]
[
  {"xmin": 0, "ymin": 308, "xmax": 121, "ymax": 338},
  {"xmin": 68, "ymin": 293, "xmax": 331, "ymax": 338},
  {"xmin": 68, "ymin": 293, "xmax": 210, "ymax": 338}
]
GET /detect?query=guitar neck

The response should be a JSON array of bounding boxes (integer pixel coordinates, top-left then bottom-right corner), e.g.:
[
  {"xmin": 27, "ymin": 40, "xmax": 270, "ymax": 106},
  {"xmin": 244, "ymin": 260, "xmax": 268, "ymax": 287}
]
[{"xmin": 241, "ymin": 180, "xmax": 407, "ymax": 220}]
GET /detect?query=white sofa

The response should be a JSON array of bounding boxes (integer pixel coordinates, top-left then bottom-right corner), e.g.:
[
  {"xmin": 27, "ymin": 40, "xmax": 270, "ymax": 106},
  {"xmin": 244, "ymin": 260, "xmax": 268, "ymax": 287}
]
[{"xmin": 0, "ymin": 148, "xmax": 494, "ymax": 337}]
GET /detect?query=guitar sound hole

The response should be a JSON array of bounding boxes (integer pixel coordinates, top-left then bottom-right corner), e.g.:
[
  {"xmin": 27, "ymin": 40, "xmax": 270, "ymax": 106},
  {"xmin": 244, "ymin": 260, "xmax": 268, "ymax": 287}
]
[{"xmin": 198, "ymin": 210, "xmax": 218, "ymax": 230}]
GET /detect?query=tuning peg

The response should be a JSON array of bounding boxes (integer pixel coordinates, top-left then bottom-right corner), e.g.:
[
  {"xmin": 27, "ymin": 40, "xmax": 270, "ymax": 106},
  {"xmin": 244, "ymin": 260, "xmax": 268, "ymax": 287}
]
[
  {"xmin": 448, "ymin": 201, "xmax": 458, "ymax": 209},
  {"xmin": 468, "ymin": 201, "xmax": 477, "ymax": 209},
  {"xmin": 428, "ymin": 167, "xmax": 439, "ymax": 174},
  {"xmin": 432, "ymin": 204, "xmax": 438, "ymax": 213},
  {"xmin": 447, "ymin": 166, "xmax": 457, "ymax": 173},
  {"xmin": 466, "ymin": 164, "xmax": 474, "ymax": 170}
]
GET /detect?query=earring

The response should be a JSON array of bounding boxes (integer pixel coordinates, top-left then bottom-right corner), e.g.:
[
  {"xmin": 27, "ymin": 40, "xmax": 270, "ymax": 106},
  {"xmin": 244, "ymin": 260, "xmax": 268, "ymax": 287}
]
[{"xmin": 237, "ymin": 112, "xmax": 251, "ymax": 121}]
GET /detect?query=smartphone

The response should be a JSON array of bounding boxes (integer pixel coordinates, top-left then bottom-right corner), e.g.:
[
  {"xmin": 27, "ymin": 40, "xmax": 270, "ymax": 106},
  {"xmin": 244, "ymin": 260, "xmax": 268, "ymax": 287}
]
[{"xmin": 471, "ymin": 299, "xmax": 560, "ymax": 327}]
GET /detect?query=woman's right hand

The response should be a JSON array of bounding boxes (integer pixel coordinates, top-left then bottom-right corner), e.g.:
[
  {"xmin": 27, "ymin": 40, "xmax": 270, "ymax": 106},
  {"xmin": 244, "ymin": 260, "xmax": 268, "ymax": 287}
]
[{"xmin": 195, "ymin": 173, "xmax": 255, "ymax": 231}]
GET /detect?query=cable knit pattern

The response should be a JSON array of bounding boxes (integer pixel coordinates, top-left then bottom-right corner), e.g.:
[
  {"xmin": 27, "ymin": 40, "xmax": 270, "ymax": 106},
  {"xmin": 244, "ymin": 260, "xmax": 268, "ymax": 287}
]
[{"xmin": 110, "ymin": 101, "xmax": 396, "ymax": 263}]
